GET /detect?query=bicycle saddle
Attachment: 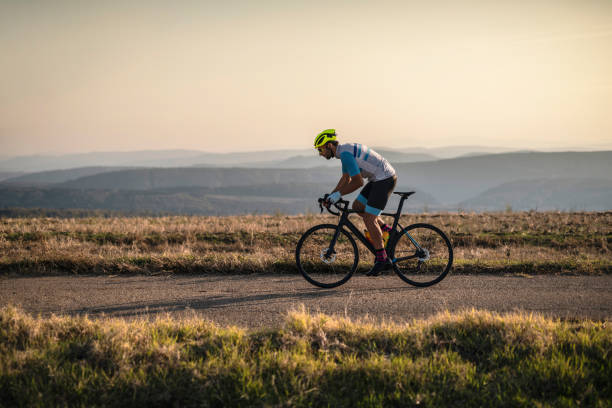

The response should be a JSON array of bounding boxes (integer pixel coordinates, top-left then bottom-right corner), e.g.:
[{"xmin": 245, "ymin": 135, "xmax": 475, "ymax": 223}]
[{"xmin": 393, "ymin": 191, "xmax": 415, "ymax": 198}]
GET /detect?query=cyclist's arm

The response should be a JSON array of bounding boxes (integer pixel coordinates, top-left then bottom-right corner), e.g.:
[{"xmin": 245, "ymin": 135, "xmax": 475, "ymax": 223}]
[
  {"xmin": 332, "ymin": 173, "xmax": 350, "ymax": 193},
  {"xmin": 338, "ymin": 173, "xmax": 363, "ymax": 195},
  {"xmin": 334, "ymin": 152, "xmax": 364, "ymax": 195}
]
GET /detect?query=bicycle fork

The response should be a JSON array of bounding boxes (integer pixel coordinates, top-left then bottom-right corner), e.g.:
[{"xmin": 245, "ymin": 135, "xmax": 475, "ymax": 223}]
[{"xmin": 323, "ymin": 212, "xmax": 350, "ymax": 259}]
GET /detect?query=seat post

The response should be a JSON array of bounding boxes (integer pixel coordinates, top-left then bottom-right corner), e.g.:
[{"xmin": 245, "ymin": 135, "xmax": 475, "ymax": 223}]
[
  {"xmin": 391, "ymin": 195, "xmax": 407, "ymax": 232},
  {"xmin": 389, "ymin": 192, "xmax": 414, "ymax": 231}
]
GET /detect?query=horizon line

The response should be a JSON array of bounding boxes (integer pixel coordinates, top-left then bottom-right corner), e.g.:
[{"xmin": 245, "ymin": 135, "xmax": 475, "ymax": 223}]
[{"xmin": 3, "ymin": 144, "xmax": 612, "ymax": 158}]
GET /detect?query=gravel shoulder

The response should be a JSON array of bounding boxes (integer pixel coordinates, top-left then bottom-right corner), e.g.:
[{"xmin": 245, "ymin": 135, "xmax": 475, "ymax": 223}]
[{"xmin": 1, "ymin": 274, "xmax": 610, "ymax": 328}]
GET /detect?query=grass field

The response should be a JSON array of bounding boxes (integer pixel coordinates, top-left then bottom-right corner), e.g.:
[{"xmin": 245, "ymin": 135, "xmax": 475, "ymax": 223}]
[
  {"xmin": 1, "ymin": 211, "xmax": 610, "ymax": 276},
  {"xmin": 1, "ymin": 305, "xmax": 610, "ymax": 407},
  {"xmin": 2, "ymin": 213, "xmax": 610, "ymax": 406}
]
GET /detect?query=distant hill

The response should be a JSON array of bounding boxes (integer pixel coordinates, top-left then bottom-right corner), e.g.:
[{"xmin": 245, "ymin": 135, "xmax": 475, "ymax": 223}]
[
  {"xmin": 55, "ymin": 151, "xmax": 611, "ymax": 199},
  {"xmin": 396, "ymin": 145, "xmax": 612, "ymax": 158},
  {"xmin": 0, "ymin": 150, "xmax": 202, "ymax": 172},
  {"xmin": 1, "ymin": 147, "xmax": 435, "ymax": 172},
  {"xmin": 188, "ymin": 150, "xmax": 315, "ymax": 167},
  {"xmin": 231, "ymin": 155, "xmax": 338, "ymax": 169},
  {"xmin": 458, "ymin": 178, "xmax": 612, "ymax": 211},
  {"xmin": 456, "ymin": 150, "xmax": 536, "ymax": 158},
  {"xmin": 205, "ymin": 184, "xmax": 439, "ymax": 210},
  {"xmin": 394, "ymin": 151, "xmax": 612, "ymax": 203},
  {"xmin": 0, "ymin": 172, "xmax": 24, "ymax": 182},
  {"xmin": 358, "ymin": 149, "xmax": 437, "ymax": 164},
  {"xmin": 0, "ymin": 182, "xmax": 440, "ymax": 216},
  {"xmin": 1, "ymin": 167, "xmax": 134, "ymax": 185},
  {"xmin": 4, "ymin": 146, "xmax": 611, "ymax": 174},
  {"xmin": 0, "ymin": 186, "xmax": 328, "ymax": 215},
  {"xmin": 240, "ymin": 150, "xmax": 437, "ymax": 169},
  {"xmin": 0, "ymin": 146, "xmax": 439, "ymax": 173},
  {"xmin": 397, "ymin": 145, "xmax": 519, "ymax": 159},
  {"xmin": 6, "ymin": 151, "xmax": 612, "ymax": 203},
  {"xmin": 57, "ymin": 167, "xmax": 340, "ymax": 190},
  {"xmin": 1, "ymin": 151, "xmax": 611, "ymax": 215},
  {"xmin": 0, "ymin": 149, "xmax": 313, "ymax": 172}
]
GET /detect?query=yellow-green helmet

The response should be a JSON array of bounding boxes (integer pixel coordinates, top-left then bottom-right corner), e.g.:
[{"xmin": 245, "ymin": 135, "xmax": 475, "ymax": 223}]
[{"xmin": 314, "ymin": 129, "xmax": 337, "ymax": 148}]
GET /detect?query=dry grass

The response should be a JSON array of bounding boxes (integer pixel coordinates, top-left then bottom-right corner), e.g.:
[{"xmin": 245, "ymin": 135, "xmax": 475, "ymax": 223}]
[
  {"xmin": 1, "ymin": 211, "xmax": 610, "ymax": 275},
  {"xmin": 1, "ymin": 305, "xmax": 610, "ymax": 407}
]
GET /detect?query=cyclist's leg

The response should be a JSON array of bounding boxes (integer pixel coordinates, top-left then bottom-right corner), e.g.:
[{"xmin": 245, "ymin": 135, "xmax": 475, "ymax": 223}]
[
  {"xmin": 353, "ymin": 180, "xmax": 394, "ymax": 235},
  {"xmin": 363, "ymin": 206, "xmax": 387, "ymax": 276},
  {"xmin": 353, "ymin": 201, "xmax": 382, "ymax": 223},
  {"xmin": 363, "ymin": 212, "xmax": 384, "ymax": 249},
  {"xmin": 364, "ymin": 176, "xmax": 398, "ymax": 275},
  {"xmin": 352, "ymin": 182, "xmax": 372, "ymax": 221},
  {"xmin": 354, "ymin": 199, "xmax": 387, "ymax": 244},
  {"xmin": 354, "ymin": 182, "xmax": 385, "ymax": 247},
  {"xmin": 352, "ymin": 199, "xmax": 366, "ymax": 214},
  {"xmin": 364, "ymin": 176, "xmax": 397, "ymax": 248}
]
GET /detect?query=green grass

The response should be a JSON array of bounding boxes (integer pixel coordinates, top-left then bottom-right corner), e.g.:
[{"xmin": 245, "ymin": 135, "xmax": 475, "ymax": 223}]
[
  {"xmin": 1, "ymin": 306, "xmax": 610, "ymax": 407},
  {"xmin": 1, "ymin": 255, "xmax": 610, "ymax": 276}
]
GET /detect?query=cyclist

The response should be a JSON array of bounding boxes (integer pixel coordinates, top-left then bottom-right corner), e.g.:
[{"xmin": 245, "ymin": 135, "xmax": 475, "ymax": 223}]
[{"xmin": 314, "ymin": 129, "xmax": 397, "ymax": 276}]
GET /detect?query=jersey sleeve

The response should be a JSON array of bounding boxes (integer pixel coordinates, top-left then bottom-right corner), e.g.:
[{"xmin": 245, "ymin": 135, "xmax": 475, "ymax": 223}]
[{"xmin": 339, "ymin": 151, "xmax": 361, "ymax": 177}]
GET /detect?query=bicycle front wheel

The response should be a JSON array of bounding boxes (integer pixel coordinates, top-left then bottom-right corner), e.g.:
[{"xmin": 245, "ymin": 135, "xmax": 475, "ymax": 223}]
[
  {"xmin": 390, "ymin": 223, "xmax": 453, "ymax": 287},
  {"xmin": 295, "ymin": 224, "xmax": 358, "ymax": 288}
]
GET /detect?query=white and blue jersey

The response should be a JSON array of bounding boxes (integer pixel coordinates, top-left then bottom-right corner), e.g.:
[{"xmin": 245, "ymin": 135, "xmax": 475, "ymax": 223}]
[{"xmin": 336, "ymin": 143, "xmax": 396, "ymax": 182}]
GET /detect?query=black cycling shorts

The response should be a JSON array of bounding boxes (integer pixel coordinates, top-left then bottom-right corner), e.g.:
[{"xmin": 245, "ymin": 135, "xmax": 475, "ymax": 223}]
[{"xmin": 355, "ymin": 175, "xmax": 397, "ymax": 215}]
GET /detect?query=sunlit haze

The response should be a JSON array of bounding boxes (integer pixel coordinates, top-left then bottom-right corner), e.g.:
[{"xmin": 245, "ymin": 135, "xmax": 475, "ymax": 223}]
[{"xmin": 1, "ymin": 0, "xmax": 611, "ymax": 156}]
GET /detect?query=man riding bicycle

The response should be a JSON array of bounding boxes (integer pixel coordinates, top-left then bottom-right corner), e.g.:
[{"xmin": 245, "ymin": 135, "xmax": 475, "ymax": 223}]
[{"xmin": 315, "ymin": 129, "xmax": 397, "ymax": 276}]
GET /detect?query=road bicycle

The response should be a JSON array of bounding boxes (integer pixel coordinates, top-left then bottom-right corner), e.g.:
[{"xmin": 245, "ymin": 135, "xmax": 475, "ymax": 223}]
[{"xmin": 295, "ymin": 191, "xmax": 453, "ymax": 288}]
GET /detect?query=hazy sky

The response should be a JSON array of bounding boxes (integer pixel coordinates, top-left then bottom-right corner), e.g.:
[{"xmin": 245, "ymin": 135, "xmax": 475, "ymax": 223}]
[{"xmin": 1, "ymin": 0, "xmax": 611, "ymax": 155}]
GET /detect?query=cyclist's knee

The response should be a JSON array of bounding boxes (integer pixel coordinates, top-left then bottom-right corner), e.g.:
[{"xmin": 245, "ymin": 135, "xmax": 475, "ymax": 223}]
[
  {"xmin": 352, "ymin": 200, "xmax": 365, "ymax": 214},
  {"xmin": 363, "ymin": 212, "xmax": 378, "ymax": 223}
]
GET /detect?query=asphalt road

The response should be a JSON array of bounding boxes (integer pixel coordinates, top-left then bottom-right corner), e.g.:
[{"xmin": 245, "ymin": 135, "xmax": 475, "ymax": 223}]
[{"xmin": 1, "ymin": 274, "xmax": 610, "ymax": 327}]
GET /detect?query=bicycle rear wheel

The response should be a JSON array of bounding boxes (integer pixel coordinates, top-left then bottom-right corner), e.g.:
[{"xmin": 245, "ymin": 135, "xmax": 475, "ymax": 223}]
[
  {"xmin": 390, "ymin": 223, "xmax": 453, "ymax": 287},
  {"xmin": 295, "ymin": 224, "xmax": 358, "ymax": 288}
]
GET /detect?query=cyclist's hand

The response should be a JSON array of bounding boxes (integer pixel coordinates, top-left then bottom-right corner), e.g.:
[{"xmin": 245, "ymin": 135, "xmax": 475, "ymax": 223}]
[
  {"xmin": 326, "ymin": 191, "xmax": 341, "ymax": 205},
  {"xmin": 319, "ymin": 194, "xmax": 330, "ymax": 211}
]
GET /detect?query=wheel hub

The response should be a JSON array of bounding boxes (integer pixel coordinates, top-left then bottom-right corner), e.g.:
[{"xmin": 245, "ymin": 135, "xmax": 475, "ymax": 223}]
[
  {"xmin": 418, "ymin": 248, "xmax": 430, "ymax": 262},
  {"xmin": 320, "ymin": 248, "xmax": 336, "ymax": 263}
]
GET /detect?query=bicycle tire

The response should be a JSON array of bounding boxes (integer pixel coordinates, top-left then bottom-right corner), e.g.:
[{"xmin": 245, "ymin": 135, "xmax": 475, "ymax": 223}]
[
  {"xmin": 295, "ymin": 224, "xmax": 359, "ymax": 288},
  {"xmin": 389, "ymin": 223, "xmax": 453, "ymax": 287}
]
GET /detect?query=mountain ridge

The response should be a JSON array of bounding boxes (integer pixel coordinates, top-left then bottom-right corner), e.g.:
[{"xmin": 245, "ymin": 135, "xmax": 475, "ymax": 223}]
[{"xmin": 1, "ymin": 151, "xmax": 610, "ymax": 214}]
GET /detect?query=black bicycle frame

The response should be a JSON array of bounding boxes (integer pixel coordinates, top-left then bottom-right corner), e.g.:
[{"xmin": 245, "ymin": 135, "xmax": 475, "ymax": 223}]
[{"xmin": 325, "ymin": 194, "xmax": 414, "ymax": 258}]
